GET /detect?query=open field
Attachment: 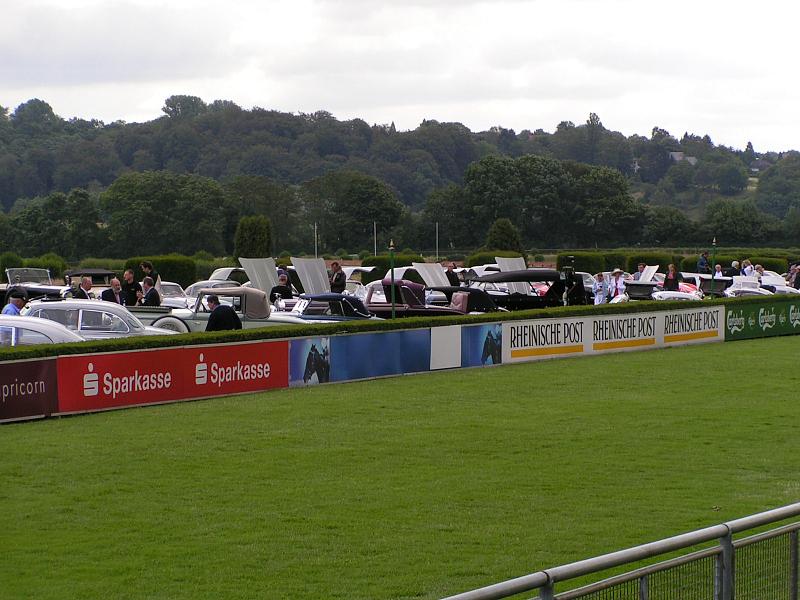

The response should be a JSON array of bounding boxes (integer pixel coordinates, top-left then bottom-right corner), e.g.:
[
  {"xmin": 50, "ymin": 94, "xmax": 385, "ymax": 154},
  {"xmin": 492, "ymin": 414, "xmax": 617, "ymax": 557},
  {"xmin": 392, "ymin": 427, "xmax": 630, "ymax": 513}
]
[{"xmin": 3, "ymin": 337, "xmax": 800, "ymax": 599}]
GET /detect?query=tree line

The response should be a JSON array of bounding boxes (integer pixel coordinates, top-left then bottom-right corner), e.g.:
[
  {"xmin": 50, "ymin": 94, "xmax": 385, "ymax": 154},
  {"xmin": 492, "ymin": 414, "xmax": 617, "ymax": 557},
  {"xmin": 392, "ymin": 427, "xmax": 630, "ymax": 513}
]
[{"xmin": 2, "ymin": 96, "xmax": 800, "ymax": 257}]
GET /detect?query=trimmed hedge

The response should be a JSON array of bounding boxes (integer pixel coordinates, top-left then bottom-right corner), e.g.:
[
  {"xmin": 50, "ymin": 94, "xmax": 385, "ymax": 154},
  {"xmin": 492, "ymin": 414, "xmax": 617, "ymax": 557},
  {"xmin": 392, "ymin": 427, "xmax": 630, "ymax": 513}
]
[
  {"xmin": 78, "ymin": 257, "xmax": 127, "ymax": 272},
  {"xmin": 602, "ymin": 252, "xmax": 628, "ymax": 271},
  {"xmin": 556, "ymin": 252, "xmax": 604, "ymax": 274},
  {"xmin": 361, "ymin": 253, "xmax": 425, "ymax": 283},
  {"xmin": 749, "ymin": 256, "xmax": 788, "ymax": 273},
  {"xmin": 2, "ymin": 294, "xmax": 794, "ymax": 363},
  {"xmin": 195, "ymin": 257, "xmax": 237, "ymax": 280},
  {"xmin": 124, "ymin": 254, "xmax": 197, "ymax": 287},
  {"xmin": 625, "ymin": 253, "xmax": 673, "ymax": 273},
  {"xmin": 24, "ymin": 253, "xmax": 68, "ymax": 281},
  {"xmin": 466, "ymin": 250, "xmax": 525, "ymax": 267},
  {"xmin": 681, "ymin": 254, "xmax": 737, "ymax": 273}
]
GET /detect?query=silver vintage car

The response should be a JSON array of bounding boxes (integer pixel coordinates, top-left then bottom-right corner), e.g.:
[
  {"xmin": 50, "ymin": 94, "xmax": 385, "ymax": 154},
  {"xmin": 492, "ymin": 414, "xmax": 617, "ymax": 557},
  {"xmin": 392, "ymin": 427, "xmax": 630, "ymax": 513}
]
[
  {"xmin": 23, "ymin": 299, "xmax": 177, "ymax": 340},
  {"xmin": 0, "ymin": 315, "xmax": 85, "ymax": 347}
]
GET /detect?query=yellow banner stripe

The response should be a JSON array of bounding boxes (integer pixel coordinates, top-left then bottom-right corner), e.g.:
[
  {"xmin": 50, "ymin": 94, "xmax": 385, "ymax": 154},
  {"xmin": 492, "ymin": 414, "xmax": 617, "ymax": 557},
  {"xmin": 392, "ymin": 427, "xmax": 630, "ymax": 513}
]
[
  {"xmin": 511, "ymin": 344, "xmax": 584, "ymax": 358},
  {"xmin": 593, "ymin": 338, "xmax": 656, "ymax": 351},
  {"xmin": 664, "ymin": 330, "xmax": 719, "ymax": 343}
]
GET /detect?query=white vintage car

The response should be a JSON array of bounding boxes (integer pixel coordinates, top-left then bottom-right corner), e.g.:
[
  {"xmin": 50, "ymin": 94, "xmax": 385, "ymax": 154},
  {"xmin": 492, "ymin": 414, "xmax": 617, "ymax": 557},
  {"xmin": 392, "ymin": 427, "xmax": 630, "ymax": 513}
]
[{"xmin": 0, "ymin": 315, "xmax": 85, "ymax": 347}]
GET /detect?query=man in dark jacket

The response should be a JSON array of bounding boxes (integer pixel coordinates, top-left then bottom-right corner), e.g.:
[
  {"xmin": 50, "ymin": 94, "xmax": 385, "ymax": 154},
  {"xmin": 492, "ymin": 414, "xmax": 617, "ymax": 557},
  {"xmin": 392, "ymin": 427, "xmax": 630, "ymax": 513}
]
[
  {"xmin": 206, "ymin": 295, "xmax": 242, "ymax": 331},
  {"xmin": 140, "ymin": 277, "xmax": 161, "ymax": 306},
  {"xmin": 121, "ymin": 269, "xmax": 142, "ymax": 306},
  {"xmin": 329, "ymin": 261, "xmax": 346, "ymax": 293},
  {"xmin": 100, "ymin": 278, "xmax": 124, "ymax": 304}
]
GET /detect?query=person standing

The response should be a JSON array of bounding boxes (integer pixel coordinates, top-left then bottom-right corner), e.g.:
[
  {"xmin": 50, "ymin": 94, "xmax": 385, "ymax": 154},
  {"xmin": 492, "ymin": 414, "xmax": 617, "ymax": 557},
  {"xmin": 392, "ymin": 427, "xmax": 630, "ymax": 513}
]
[
  {"xmin": 73, "ymin": 276, "xmax": 94, "ymax": 299},
  {"xmin": 663, "ymin": 263, "xmax": 683, "ymax": 291},
  {"xmin": 608, "ymin": 268, "xmax": 626, "ymax": 300},
  {"xmin": 329, "ymin": 261, "xmax": 346, "ymax": 294},
  {"xmin": 632, "ymin": 263, "xmax": 646, "ymax": 281},
  {"xmin": 206, "ymin": 295, "xmax": 242, "ymax": 331},
  {"xmin": 696, "ymin": 251, "xmax": 711, "ymax": 274},
  {"xmin": 713, "ymin": 264, "xmax": 724, "ymax": 279},
  {"xmin": 2, "ymin": 291, "xmax": 26, "ymax": 315},
  {"xmin": 140, "ymin": 261, "xmax": 159, "ymax": 285},
  {"xmin": 100, "ymin": 278, "xmax": 124, "ymax": 304},
  {"xmin": 139, "ymin": 277, "xmax": 161, "ymax": 306},
  {"xmin": 445, "ymin": 263, "xmax": 460, "ymax": 286},
  {"xmin": 120, "ymin": 269, "xmax": 142, "ymax": 306},
  {"xmin": 269, "ymin": 273, "xmax": 293, "ymax": 303},
  {"xmin": 592, "ymin": 273, "xmax": 609, "ymax": 305}
]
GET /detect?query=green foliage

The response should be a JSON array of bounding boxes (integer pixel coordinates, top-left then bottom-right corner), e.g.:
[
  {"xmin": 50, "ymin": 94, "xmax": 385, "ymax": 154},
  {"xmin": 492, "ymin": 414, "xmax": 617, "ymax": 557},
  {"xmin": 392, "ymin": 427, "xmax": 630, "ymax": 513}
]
[
  {"xmin": 466, "ymin": 250, "xmax": 524, "ymax": 268},
  {"xmin": 78, "ymin": 257, "xmax": 127, "ymax": 272},
  {"xmin": 358, "ymin": 250, "xmax": 371, "ymax": 260},
  {"xmin": 0, "ymin": 252, "xmax": 24, "ymax": 278},
  {"xmin": 556, "ymin": 252, "xmax": 605, "ymax": 273},
  {"xmin": 194, "ymin": 257, "xmax": 236, "ymax": 280},
  {"xmin": 191, "ymin": 250, "xmax": 215, "ymax": 262},
  {"xmin": 234, "ymin": 215, "xmax": 273, "ymax": 260},
  {"xmin": 748, "ymin": 256, "xmax": 788, "ymax": 273},
  {"xmin": 624, "ymin": 253, "xmax": 673, "ymax": 272},
  {"xmin": 360, "ymin": 253, "xmax": 425, "ymax": 283},
  {"xmin": 484, "ymin": 218, "xmax": 524, "ymax": 254},
  {"xmin": 23, "ymin": 253, "xmax": 67, "ymax": 279},
  {"xmin": 123, "ymin": 255, "xmax": 197, "ymax": 288},
  {"xmin": 601, "ymin": 252, "xmax": 628, "ymax": 271},
  {"xmin": 301, "ymin": 170, "xmax": 404, "ymax": 253},
  {"xmin": 101, "ymin": 171, "xmax": 226, "ymax": 257}
]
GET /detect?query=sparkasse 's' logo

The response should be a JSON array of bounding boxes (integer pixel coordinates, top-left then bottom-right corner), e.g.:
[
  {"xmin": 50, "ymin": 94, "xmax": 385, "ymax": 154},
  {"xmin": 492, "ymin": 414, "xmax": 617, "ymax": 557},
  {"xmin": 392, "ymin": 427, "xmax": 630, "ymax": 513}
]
[
  {"xmin": 195, "ymin": 353, "xmax": 208, "ymax": 385},
  {"xmin": 83, "ymin": 363, "xmax": 99, "ymax": 396}
]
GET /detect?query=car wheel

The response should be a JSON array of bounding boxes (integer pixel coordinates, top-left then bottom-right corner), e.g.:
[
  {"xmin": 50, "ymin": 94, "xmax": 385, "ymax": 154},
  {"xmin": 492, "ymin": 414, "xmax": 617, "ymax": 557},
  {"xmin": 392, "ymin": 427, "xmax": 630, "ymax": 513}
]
[{"xmin": 153, "ymin": 316, "xmax": 189, "ymax": 333}]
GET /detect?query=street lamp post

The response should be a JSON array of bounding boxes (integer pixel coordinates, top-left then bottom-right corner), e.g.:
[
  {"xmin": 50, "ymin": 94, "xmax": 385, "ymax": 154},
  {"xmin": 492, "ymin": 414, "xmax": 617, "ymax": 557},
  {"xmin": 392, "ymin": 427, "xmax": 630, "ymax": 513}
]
[
  {"xmin": 711, "ymin": 236, "xmax": 717, "ymax": 295},
  {"xmin": 389, "ymin": 239, "xmax": 396, "ymax": 320}
]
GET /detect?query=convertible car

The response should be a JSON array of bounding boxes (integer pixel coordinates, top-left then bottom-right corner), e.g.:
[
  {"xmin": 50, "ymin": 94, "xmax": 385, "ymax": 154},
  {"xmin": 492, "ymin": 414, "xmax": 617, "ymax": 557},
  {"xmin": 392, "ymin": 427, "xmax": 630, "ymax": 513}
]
[
  {"xmin": 365, "ymin": 278, "xmax": 467, "ymax": 318},
  {"xmin": 469, "ymin": 268, "xmax": 586, "ymax": 310}
]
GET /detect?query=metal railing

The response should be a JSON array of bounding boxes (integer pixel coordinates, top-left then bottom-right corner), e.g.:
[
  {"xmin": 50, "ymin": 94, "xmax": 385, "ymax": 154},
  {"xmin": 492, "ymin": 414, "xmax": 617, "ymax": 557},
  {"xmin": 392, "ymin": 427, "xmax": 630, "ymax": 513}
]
[{"xmin": 443, "ymin": 503, "xmax": 800, "ymax": 600}]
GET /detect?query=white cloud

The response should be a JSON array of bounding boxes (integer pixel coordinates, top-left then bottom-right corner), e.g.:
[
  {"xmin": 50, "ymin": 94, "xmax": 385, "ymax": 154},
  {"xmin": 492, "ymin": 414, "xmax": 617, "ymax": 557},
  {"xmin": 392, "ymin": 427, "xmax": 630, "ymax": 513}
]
[{"xmin": 2, "ymin": 0, "xmax": 800, "ymax": 150}]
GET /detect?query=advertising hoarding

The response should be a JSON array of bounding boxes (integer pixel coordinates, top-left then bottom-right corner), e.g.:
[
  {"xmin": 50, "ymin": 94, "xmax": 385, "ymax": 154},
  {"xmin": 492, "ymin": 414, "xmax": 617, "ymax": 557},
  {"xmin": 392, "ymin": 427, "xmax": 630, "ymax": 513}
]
[
  {"xmin": 0, "ymin": 358, "xmax": 58, "ymax": 423},
  {"xmin": 330, "ymin": 329, "xmax": 430, "ymax": 382},
  {"xmin": 57, "ymin": 341, "xmax": 289, "ymax": 414},
  {"xmin": 725, "ymin": 300, "xmax": 800, "ymax": 341}
]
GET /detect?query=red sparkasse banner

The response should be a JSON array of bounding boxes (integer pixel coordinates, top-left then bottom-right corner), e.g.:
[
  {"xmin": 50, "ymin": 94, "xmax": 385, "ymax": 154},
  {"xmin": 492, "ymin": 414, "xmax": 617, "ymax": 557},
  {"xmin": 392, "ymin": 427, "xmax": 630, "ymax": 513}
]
[
  {"xmin": 57, "ymin": 341, "xmax": 289, "ymax": 414},
  {"xmin": 187, "ymin": 340, "xmax": 288, "ymax": 397},
  {"xmin": 57, "ymin": 348, "xmax": 188, "ymax": 413}
]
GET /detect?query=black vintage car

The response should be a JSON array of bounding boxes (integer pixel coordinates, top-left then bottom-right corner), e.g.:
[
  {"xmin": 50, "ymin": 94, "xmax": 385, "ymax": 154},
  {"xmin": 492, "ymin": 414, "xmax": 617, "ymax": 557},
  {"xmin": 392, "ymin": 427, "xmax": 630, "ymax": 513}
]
[{"xmin": 469, "ymin": 268, "xmax": 586, "ymax": 311}]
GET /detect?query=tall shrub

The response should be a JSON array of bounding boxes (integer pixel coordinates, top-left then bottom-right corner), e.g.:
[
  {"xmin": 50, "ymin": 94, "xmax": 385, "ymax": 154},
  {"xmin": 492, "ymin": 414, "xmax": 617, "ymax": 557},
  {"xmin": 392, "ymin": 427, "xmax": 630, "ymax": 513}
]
[{"xmin": 234, "ymin": 215, "xmax": 272, "ymax": 260}]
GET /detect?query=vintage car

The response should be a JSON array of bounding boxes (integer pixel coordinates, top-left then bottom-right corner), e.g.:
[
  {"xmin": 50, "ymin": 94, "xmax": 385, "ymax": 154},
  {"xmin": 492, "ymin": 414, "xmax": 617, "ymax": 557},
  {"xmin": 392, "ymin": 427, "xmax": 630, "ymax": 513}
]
[
  {"xmin": 291, "ymin": 293, "xmax": 379, "ymax": 321},
  {"xmin": 23, "ymin": 298, "xmax": 177, "ymax": 340},
  {"xmin": 0, "ymin": 315, "xmax": 85, "ymax": 347},
  {"xmin": 129, "ymin": 287, "xmax": 356, "ymax": 332},
  {"xmin": 158, "ymin": 281, "xmax": 191, "ymax": 308},
  {"xmin": 365, "ymin": 278, "xmax": 466, "ymax": 318},
  {"xmin": 3, "ymin": 267, "xmax": 67, "ymax": 302},
  {"xmin": 426, "ymin": 286, "xmax": 503, "ymax": 313},
  {"xmin": 618, "ymin": 280, "xmax": 703, "ymax": 302},
  {"xmin": 184, "ymin": 279, "xmax": 241, "ymax": 299},
  {"xmin": 469, "ymin": 269, "xmax": 586, "ymax": 310}
]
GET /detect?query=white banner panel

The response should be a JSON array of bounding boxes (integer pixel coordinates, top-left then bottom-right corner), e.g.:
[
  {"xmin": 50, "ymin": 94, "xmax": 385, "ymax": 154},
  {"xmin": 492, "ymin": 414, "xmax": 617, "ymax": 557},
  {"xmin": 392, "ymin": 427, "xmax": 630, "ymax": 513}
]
[
  {"xmin": 430, "ymin": 325, "xmax": 462, "ymax": 370},
  {"xmin": 660, "ymin": 305, "xmax": 724, "ymax": 346},
  {"xmin": 502, "ymin": 317, "xmax": 588, "ymax": 363}
]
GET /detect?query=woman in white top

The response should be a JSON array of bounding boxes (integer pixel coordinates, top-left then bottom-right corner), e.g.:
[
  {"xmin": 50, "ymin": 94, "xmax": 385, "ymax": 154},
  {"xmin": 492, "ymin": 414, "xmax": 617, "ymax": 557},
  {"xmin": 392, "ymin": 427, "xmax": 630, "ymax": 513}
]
[
  {"xmin": 608, "ymin": 268, "xmax": 626, "ymax": 300},
  {"xmin": 592, "ymin": 273, "xmax": 609, "ymax": 305}
]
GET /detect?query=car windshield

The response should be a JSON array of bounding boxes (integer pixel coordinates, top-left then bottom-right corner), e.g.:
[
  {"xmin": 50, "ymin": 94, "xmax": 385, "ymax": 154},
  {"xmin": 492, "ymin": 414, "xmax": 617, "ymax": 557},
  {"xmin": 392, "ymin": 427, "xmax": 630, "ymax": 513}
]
[
  {"xmin": 6, "ymin": 268, "xmax": 52, "ymax": 285},
  {"xmin": 160, "ymin": 283, "xmax": 185, "ymax": 297}
]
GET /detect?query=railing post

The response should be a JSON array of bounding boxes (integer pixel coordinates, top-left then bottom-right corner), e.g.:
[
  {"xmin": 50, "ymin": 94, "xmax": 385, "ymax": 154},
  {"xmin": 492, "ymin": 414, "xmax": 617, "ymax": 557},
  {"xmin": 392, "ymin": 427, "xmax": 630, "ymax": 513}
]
[
  {"xmin": 720, "ymin": 530, "xmax": 734, "ymax": 600},
  {"xmin": 540, "ymin": 582, "xmax": 555, "ymax": 600},
  {"xmin": 791, "ymin": 529, "xmax": 798, "ymax": 600},
  {"xmin": 639, "ymin": 574, "xmax": 649, "ymax": 600}
]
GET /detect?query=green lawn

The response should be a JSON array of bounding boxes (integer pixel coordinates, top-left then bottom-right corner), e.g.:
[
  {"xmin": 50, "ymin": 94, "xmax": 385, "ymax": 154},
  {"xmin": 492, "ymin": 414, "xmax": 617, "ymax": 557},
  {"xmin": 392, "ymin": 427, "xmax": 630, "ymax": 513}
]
[{"xmin": 2, "ymin": 337, "xmax": 800, "ymax": 599}]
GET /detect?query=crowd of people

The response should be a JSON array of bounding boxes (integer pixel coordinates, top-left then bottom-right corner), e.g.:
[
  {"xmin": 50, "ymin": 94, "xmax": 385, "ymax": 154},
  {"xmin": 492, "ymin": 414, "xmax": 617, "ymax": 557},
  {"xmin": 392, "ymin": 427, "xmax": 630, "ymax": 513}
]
[{"xmin": 590, "ymin": 253, "xmax": 800, "ymax": 305}]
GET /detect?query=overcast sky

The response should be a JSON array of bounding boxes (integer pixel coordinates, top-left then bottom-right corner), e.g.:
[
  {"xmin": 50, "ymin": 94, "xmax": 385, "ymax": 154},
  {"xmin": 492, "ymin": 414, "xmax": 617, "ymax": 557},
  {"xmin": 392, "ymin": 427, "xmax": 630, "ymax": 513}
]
[{"xmin": 3, "ymin": 0, "xmax": 798, "ymax": 152}]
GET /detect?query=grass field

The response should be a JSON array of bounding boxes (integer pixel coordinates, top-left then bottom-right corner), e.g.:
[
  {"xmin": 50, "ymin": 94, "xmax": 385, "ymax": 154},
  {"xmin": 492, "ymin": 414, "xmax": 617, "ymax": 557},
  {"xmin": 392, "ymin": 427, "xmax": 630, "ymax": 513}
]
[{"xmin": 3, "ymin": 336, "xmax": 800, "ymax": 599}]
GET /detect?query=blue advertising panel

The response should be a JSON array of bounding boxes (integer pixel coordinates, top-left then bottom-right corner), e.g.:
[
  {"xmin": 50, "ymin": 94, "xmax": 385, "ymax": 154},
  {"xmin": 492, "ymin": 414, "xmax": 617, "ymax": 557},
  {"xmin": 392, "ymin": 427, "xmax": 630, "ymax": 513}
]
[
  {"xmin": 461, "ymin": 323, "xmax": 502, "ymax": 367},
  {"xmin": 330, "ymin": 329, "xmax": 431, "ymax": 382},
  {"xmin": 289, "ymin": 337, "xmax": 331, "ymax": 386}
]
